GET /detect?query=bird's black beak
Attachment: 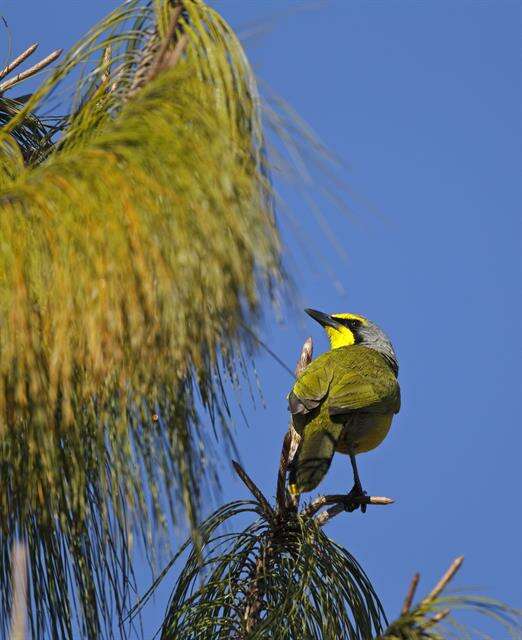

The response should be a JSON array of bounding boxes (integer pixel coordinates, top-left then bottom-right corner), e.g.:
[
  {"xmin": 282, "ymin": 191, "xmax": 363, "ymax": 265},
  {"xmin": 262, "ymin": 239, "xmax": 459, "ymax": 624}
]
[{"xmin": 305, "ymin": 308, "xmax": 342, "ymax": 330}]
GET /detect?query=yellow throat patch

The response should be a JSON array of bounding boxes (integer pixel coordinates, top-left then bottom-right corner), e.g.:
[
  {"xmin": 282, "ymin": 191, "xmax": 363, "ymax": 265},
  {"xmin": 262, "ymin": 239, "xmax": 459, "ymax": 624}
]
[{"xmin": 325, "ymin": 313, "xmax": 368, "ymax": 349}]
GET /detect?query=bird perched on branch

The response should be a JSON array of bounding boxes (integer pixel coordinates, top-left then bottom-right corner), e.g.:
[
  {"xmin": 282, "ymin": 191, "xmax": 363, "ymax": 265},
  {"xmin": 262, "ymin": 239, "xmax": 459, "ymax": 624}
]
[{"xmin": 288, "ymin": 309, "xmax": 400, "ymax": 510}]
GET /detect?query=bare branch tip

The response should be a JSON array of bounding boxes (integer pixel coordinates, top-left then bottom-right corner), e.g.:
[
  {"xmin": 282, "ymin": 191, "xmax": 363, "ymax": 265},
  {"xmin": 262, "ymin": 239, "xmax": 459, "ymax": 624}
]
[
  {"xmin": 0, "ymin": 42, "xmax": 39, "ymax": 80},
  {"xmin": 423, "ymin": 556, "xmax": 465, "ymax": 604},
  {"xmin": 303, "ymin": 335, "xmax": 313, "ymax": 350},
  {"xmin": 401, "ymin": 572, "xmax": 420, "ymax": 615},
  {"xmin": 369, "ymin": 496, "xmax": 394, "ymax": 505},
  {"xmin": 231, "ymin": 459, "xmax": 242, "ymax": 474},
  {"xmin": 10, "ymin": 541, "xmax": 27, "ymax": 640},
  {"xmin": 423, "ymin": 607, "xmax": 452, "ymax": 630},
  {"xmin": 232, "ymin": 460, "xmax": 274, "ymax": 518},
  {"xmin": 0, "ymin": 47, "xmax": 63, "ymax": 92}
]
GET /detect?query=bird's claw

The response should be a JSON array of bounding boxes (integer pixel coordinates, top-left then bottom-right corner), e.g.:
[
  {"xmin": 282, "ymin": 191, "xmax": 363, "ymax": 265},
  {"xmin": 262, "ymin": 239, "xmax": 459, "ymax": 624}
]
[{"xmin": 342, "ymin": 484, "xmax": 368, "ymax": 513}]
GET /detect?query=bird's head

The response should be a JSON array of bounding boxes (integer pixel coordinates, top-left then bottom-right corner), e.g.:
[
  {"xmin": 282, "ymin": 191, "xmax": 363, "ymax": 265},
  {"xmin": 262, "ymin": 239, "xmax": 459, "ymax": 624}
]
[{"xmin": 305, "ymin": 308, "xmax": 398, "ymax": 373}]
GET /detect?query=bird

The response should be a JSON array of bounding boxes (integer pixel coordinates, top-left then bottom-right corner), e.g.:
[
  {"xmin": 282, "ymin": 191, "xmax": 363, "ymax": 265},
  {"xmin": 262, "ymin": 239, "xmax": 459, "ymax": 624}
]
[{"xmin": 287, "ymin": 308, "xmax": 400, "ymax": 510}]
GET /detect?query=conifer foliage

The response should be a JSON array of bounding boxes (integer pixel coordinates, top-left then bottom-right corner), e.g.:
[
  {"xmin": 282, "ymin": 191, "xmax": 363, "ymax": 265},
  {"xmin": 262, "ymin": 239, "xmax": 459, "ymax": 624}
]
[{"xmin": 0, "ymin": 2, "xmax": 281, "ymax": 637}]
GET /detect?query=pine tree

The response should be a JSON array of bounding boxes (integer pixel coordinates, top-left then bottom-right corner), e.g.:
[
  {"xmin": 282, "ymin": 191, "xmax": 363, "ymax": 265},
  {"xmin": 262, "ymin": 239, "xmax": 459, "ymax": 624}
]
[
  {"xmin": 1, "ymin": 2, "xmax": 520, "ymax": 639},
  {"xmin": 0, "ymin": 2, "xmax": 283, "ymax": 636}
]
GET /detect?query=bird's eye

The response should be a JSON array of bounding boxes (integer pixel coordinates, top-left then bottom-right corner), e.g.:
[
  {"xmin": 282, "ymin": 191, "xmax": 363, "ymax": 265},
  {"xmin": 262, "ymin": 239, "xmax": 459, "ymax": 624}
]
[{"xmin": 341, "ymin": 318, "xmax": 359, "ymax": 330}]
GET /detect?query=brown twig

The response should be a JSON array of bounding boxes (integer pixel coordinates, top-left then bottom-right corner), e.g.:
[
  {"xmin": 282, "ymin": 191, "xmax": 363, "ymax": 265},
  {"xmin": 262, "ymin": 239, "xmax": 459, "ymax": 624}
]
[
  {"xmin": 421, "ymin": 556, "xmax": 464, "ymax": 605},
  {"xmin": 275, "ymin": 337, "xmax": 312, "ymax": 513},
  {"xmin": 424, "ymin": 608, "xmax": 451, "ymax": 628},
  {"xmin": 302, "ymin": 493, "xmax": 394, "ymax": 520},
  {"xmin": 232, "ymin": 460, "xmax": 277, "ymax": 636},
  {"xmin": 101, "ymin": 46, "xmax": 112, "ymax": 86},
  {"xmin": 148, "ymin": 4, "xmax": 184, "ymax": 79},
  {"xmin": 126, "ymin": 3, "xmax": 187, "ymax": 101},
  {"xmin": 316, "ymin": 505, "xmax": 348, "ymax": 526},
  {"xmin": 162, "ymin": 33, "xmax": 189, "ymax": 70},
  {"xmin": 9, "ymin": 541, "xmax": 27, "ymax": 640},
  {"xmin": 294, "ymin": 336, "xmax": 313, "ymax": 378},
  {"xmin": 240, "ymin": 337, "xmax": 314, "ymax": 635},
  {"xmin": 401, "ymin": 572, "xmax": 420, "ymax": 615},
  {"xmin": 275, "ymin": 430, "xmax": 293, "ymax": 511},
  {"xmin": 242, "ymin": 547, "xmax": 269, "ymax": 635},
  {"xmin": 0, "ymin": 49, "xmax": 62, "ymax": 93},
  {"xmin": 289, "ymin": 337, "xmax": 312, "ymax": 460},
  {"xmin": 232, "ymin": 461, "xmax": 275, "ymax": 520},
  {"xmin": 0, "ymin": 43, "xmax": 38, "ymax": 80},
  {"xmin": 312, "ymin": 495, "xmax": 394, "ymax": 527}
]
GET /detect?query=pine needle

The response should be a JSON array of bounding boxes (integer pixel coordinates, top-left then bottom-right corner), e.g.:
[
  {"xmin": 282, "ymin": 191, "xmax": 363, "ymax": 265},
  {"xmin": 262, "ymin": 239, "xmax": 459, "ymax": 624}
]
[{"xmin": 0, "ymin": 1, "xmax": 282, "ymax": 637}]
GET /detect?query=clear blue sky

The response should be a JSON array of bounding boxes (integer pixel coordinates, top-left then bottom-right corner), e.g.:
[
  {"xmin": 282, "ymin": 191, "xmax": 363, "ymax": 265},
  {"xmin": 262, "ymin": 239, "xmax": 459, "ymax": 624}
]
[{"xmin": 2, "ymin": 0, "xmax": 521, "ymax": 636}]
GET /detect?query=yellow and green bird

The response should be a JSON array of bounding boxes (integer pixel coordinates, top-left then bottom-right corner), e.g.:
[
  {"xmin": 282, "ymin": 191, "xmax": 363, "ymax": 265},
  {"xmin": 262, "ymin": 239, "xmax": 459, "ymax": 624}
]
[{"xmin": 288, "ymin": 308, "xmax": 400, "ymax": 509}]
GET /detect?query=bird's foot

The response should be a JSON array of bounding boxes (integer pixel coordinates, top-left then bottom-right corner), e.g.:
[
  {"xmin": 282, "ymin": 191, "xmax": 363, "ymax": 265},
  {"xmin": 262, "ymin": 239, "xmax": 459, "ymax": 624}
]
[{"xmin": 342, "ymin": 483, "xmax": 368, "ymax": 513}]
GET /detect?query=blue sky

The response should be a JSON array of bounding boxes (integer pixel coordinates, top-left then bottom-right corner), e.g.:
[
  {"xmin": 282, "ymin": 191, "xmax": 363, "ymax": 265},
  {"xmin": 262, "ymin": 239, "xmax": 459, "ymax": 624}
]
[{"xmin": 2, "ymin": 0, "xmax": 521, "ymax": 636}]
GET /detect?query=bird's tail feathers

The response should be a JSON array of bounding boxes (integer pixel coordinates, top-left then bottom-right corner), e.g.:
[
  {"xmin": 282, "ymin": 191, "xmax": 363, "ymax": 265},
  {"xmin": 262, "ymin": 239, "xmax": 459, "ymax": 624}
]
[{"xmin": 288, "ymin": 425, "xmax": 343, "ymax": 494}]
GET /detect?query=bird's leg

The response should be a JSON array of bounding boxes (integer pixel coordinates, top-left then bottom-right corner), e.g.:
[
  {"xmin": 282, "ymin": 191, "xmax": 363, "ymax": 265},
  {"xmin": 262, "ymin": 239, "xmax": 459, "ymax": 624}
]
[
  {"xmin": 350, "ymin": 453, "xmax": 363, "ymax": 494},
  {"xmin": 344, "ymin": 452, "xmax": 368, "ymax": 513}
]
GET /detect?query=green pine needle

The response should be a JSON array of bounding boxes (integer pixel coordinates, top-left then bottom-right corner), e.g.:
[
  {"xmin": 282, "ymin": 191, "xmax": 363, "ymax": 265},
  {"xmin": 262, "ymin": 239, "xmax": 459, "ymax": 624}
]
[
  {"xmin": 381, "ymin": 594, "xmax": 522, "ymax": 640},
  {"xmin": 138, "ymin": 499, "xmax": 387, "ymax": 639},
  {"xmin": 0, "ymin": 1, "xmax": 282, "ymax": 637},
  {"xmin": 135, "ymin": 495, "xmax": 522, "ymax": 640}
]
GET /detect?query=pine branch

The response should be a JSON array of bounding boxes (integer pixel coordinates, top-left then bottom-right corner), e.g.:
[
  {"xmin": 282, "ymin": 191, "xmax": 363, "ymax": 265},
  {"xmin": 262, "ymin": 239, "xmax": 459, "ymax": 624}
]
[
  {"xmin": 126, "ymin": 3, "xmax": 185, "ymax": 100},
  {"xmin": 379, "ymin": 559, "xmax": 465, "ymax": 639},
  {"xmin": 0, "ymin": 43, "xmax": 38, "ymax": 80},
  {"xmin": 401, "ymin": 572, "xmax": 420, "ymax": 615},
  {"xmin": 155, "ymin": 494, "xmax": 387, "ymax": 639},
  {"xmin": 240, "ymin": 337, "xmax": 314, "ymax": 633},
  {"xmin": 302, "ymin": 493, "xmax": 394, "ymax": 526},
  {"xmin": 232, "ymin": 461, "xmax": 275, "ymax": 521},
  {"xmin": 8, "ymin": 542, "xmax": 27, "ymax": 640},
  {"xmin": 0, "ymin": 48, "xmax": 62, "ymax": 93},
  {"xmin": 276, "ymin": 336, "xmax": 312, "ymax": 512},
  {"xmin": 148, "ymin": 4, "xmax": 185, "ymax": 77},
  {"xmin": 422, "ymin": 556, "xmax": 463, "ymax": 604},
  {"xmin": 241, "ymin": 543, "xmax": 274, "ymax": 638},
  {"xmin": 379, "ymin": 556, "xmax": 521, "ymax": 639},
  {"xmin": 275, "ymin": 430, "xmax": 294, "ymax": 511}
]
